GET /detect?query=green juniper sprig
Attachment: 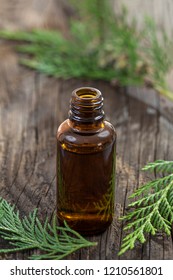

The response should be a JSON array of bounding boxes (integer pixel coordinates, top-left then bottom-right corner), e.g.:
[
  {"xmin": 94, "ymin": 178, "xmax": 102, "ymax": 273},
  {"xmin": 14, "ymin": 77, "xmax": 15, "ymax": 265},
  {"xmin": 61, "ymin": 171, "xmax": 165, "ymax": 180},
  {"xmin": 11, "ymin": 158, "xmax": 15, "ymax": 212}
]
[
  {"xmin": 1, "ymin": 160, "xmax": 173, "ymax": 258},
  {"xmin": 0, "ymin": 0, "xmax": 172, "ymax": 98},
  {"xmin": 142, "ymin": 159, "xmax": 173, "ymax": 173},
  {"xmin": 0, "ymin": 197, "xmax": 97, "ymax": 259},
  {"xmin": 119, "ymin": 160, "xmax": 173, "ymax": 255}
]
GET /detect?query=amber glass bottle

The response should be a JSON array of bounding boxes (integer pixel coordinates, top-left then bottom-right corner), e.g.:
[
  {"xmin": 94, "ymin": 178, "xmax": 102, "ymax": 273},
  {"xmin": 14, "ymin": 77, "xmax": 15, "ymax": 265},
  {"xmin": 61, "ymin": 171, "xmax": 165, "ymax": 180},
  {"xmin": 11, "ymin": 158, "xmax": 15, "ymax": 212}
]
[{"xmin": 56, "ymin": 87, "xmax": 116, "ymax": 235}]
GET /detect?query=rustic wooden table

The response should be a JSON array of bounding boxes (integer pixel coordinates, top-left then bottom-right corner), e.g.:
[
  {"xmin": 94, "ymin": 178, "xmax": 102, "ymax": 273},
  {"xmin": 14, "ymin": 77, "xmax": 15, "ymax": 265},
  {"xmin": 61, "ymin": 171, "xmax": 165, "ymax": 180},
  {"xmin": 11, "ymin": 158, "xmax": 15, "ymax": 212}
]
[
  {"xmin": 0, "ymin": 0, "xmax": 173, "ymax": 260},
  {"xmin": 0, "ymin": 41, "xmax": 173, "ymax": 260}
]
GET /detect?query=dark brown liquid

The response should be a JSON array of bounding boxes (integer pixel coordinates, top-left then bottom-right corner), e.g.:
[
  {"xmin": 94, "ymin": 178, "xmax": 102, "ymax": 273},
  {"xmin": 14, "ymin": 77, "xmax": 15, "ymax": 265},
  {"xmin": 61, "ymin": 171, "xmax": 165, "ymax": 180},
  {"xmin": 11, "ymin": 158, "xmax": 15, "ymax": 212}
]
[{"xmin": 57, "ymin": 120, "xmax": 116, "ymax": 235}]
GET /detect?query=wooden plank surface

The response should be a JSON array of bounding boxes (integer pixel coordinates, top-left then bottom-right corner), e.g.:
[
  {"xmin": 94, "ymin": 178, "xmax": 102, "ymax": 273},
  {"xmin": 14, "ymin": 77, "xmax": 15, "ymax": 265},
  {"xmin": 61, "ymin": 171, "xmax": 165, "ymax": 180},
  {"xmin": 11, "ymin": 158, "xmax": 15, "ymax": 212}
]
[
  {"xmin": 114, "ymin": 0, "xmax": 173, "ymax": 36},
  {"xmin": 114, "ymin": 0, "xmax": 173, "ymax": 92},
  {"xmin": 0, "ymin": 0, "xmax": 72, "ymax": 33},
  {"xmin": 0, "ymin": 41, "xmax": 173, "ymax": 259},
  {"xmin": 0, "ymin": 0, "xmax": 173, "ymax": 260}
]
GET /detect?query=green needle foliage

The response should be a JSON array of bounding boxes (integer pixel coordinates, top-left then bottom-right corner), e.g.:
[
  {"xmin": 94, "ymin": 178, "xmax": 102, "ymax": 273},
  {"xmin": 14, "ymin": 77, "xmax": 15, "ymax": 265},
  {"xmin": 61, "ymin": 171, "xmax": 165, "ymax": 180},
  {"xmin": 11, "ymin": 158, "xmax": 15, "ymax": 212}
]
[
  {"xmin": 119, "ymin": 160, "xmax": 173, "ymax": 256},
  {"xmin": 0, "ymin": 197, "xmax": 97, "ymax": 260},
  {"xmin": 0, "ymin": 0, "xmax": 172, "ymax": 98}
]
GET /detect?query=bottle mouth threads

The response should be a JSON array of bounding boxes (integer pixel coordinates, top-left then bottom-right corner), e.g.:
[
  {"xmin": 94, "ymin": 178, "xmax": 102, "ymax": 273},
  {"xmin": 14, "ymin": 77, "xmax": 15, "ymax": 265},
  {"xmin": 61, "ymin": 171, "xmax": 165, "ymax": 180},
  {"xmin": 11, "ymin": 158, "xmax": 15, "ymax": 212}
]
[{"xmin": 69, "ymin": 87, "xmax": 105, "ymax": 123}]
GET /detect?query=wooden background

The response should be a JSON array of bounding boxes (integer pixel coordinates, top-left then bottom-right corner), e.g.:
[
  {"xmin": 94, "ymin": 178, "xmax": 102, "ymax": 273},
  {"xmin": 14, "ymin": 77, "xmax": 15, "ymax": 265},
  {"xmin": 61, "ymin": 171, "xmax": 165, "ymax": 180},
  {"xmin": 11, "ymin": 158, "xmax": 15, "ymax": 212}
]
[
  {"xmin": 114, "ymin": 0, "xmax": 173, "ymax": 36},
  {"xmin": 0, "ymin": 0, "xmax": 173, "ymax": 260}
]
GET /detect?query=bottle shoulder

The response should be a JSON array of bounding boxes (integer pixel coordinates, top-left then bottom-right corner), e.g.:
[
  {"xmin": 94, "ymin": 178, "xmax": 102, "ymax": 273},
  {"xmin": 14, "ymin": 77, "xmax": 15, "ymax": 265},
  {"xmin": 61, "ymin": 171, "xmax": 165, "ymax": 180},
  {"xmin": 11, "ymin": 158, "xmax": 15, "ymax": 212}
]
[{"xmin": 57, "ymin": 119, "xmax": 116, "ymax": 153}]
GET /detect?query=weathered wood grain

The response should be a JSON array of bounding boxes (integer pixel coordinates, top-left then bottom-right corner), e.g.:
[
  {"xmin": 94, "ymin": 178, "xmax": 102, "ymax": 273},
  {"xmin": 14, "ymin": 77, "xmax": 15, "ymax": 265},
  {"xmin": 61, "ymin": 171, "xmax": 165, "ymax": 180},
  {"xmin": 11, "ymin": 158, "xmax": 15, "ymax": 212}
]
[
  {"xmin": 114, "ymin": 0, "xmax": 173, "ymax": 36},
  {"xmin": 0, "ymin": 0, "xmax": 173, "ymax": 260},
  {"xmin": 114, "ymin": 0, "xmax": 173, "ymax": 92},
  {"xmin": 0, "ymin": 44, "xmax": 173, "ymax": 259},
  {"xmin": 0, "ymin": 0, "xmax": 73, "ymax": 33}
]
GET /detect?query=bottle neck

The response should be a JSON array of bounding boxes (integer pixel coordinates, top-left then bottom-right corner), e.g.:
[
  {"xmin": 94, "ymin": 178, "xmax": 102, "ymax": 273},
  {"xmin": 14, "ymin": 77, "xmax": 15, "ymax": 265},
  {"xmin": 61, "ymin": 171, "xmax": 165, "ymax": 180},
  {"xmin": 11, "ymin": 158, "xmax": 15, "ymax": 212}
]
[{"xmin": 69, "ymin": 87, "xmax": 105, "ymax": 130}]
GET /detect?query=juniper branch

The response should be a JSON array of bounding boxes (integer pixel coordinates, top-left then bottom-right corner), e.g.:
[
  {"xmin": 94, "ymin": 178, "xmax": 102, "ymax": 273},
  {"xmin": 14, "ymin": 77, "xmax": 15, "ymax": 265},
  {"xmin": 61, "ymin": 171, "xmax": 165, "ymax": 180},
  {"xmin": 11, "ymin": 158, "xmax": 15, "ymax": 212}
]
[
  {"xmin": 142, "ymin": 160, "xmax": 173, "ymax": 173},
  {"xmin": 0, "ymin": 198, "xmax": 97, "ymax": 259},
  {"xmin": 0, "ymin": 0, "xmax": 172, "ymax": 96},
  {"xmin": 119, "ymin": 160, "xmax": 173, "ymax": 256}
]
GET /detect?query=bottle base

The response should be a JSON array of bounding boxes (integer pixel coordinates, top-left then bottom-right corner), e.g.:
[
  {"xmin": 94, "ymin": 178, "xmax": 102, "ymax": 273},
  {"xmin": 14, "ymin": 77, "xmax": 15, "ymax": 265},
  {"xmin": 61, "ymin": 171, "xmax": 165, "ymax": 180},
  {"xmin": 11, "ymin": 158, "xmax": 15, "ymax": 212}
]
[{"xmin": 57, "ymin": 211, "xmax": 113, "ymax": 235}]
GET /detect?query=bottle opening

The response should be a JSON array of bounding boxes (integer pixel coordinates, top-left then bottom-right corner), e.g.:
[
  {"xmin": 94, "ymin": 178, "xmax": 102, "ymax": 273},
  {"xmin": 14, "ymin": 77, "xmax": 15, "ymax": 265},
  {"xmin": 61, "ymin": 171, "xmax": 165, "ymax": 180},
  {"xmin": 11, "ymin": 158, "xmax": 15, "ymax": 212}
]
[
  {"xmin": 74, "ymin": 87, "xmax": 101, "ymax": 100},
  {"xmin": 79, "ymin": 94, "xmax": 96, "ymax": 99},
  {"xmin": 69, "ymin": 87, "xmax": 104, "ymax": 124}
]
